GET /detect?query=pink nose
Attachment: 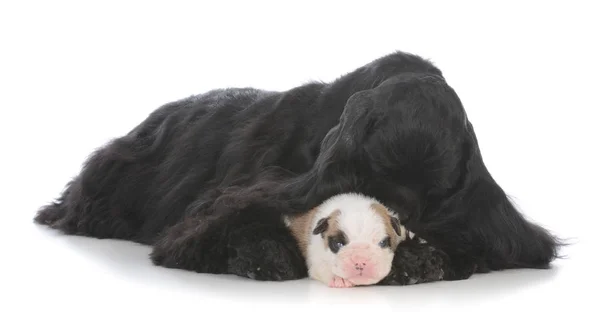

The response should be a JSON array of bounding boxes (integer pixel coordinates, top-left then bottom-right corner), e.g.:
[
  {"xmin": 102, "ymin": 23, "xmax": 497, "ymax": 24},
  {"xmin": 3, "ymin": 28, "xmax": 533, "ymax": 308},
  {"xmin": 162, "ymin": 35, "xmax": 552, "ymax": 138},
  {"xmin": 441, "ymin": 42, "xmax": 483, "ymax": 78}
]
[{"xmin": 351, "ymin": 254, "xmax": 369, "ymax": 271}]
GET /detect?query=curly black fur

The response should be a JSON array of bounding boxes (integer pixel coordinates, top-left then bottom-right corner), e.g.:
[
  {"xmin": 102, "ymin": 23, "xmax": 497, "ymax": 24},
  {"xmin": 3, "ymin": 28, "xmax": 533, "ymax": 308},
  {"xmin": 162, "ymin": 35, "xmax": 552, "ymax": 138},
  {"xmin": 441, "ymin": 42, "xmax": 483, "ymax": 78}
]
[
  {"xmin": 34, "ymin": 51, "xmax": 561, "ymax": 284},
  {"xmin": 378, "ymin": 238, "xmax": 447, "ymax": 286}
]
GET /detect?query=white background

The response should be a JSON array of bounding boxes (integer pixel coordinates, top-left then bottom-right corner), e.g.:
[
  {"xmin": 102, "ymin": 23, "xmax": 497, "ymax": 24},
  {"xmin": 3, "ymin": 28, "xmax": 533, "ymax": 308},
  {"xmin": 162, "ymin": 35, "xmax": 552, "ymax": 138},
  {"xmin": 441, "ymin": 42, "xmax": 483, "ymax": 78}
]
[{"xmin": 1, "ymin": 1, "xmax": 599, "ymax": 311}]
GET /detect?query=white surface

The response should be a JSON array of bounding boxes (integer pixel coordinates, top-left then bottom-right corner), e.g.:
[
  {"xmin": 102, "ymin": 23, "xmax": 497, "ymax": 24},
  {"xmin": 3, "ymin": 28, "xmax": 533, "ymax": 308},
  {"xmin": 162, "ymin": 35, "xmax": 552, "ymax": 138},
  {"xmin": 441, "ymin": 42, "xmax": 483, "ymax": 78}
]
[{"xmin": 1, "ymin": 1, "xmax": 598, "ymax": 311}]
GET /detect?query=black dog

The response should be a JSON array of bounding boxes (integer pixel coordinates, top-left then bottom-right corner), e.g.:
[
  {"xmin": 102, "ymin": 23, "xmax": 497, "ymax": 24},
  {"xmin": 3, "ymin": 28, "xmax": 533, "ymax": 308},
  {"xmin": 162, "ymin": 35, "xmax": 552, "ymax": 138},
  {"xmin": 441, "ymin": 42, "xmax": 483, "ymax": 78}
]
[{"xmin": 34, "ymin": 51, "xmax": 561, "ymax": 283}]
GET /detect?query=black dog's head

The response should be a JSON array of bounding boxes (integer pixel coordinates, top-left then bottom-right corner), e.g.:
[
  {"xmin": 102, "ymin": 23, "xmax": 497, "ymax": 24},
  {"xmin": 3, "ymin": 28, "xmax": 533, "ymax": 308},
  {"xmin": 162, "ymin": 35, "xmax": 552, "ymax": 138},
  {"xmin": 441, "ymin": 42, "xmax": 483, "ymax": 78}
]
[
  {"xmin": 307, "ymin": 73, "xmax": 473, "ymax": 223},
  {"xmin": 306, "ymin": 71, "xmax": 561, "ymax": 272}
]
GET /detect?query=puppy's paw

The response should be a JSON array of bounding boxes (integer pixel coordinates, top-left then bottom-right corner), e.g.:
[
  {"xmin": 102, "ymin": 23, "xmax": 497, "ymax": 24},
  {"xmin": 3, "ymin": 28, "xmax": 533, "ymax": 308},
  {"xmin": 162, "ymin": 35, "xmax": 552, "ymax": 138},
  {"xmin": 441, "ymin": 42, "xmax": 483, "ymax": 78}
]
[{"xmin": 328, "ymin": 276, "xmax": 355, "ymax": 288}]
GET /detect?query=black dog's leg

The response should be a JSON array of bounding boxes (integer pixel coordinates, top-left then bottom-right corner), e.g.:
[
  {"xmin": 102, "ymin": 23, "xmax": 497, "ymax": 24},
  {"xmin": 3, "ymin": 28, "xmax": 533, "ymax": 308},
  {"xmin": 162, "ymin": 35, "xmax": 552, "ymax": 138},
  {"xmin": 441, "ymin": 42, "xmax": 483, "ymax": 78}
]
[{"xmin": 150, "ymin": 208, "xmax": 307, "ymax": 281}]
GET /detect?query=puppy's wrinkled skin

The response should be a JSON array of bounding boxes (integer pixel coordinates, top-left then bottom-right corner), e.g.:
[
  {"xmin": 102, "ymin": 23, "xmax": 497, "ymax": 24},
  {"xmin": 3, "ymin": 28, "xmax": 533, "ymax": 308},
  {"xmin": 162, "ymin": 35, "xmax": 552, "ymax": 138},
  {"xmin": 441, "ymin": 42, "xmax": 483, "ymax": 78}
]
[{"xmin": 34, "ymin": 51, "xmax": 560, "ymax": 283}]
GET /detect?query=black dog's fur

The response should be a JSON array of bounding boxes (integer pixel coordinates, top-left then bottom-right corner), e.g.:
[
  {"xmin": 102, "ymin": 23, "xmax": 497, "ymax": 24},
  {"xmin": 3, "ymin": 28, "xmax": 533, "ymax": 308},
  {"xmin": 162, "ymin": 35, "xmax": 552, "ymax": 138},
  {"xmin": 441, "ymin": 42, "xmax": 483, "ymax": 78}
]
[{"xmin": 34, "ymin": 51, "xmax": 561, "ymax": 284}]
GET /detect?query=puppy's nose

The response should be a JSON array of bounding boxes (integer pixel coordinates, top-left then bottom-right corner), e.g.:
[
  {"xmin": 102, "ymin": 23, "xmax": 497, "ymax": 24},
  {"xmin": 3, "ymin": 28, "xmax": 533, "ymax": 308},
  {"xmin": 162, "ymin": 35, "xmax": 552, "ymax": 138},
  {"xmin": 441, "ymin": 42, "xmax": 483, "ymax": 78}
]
[{"xmin": 351, "ymin": 255, "xmax": 369, "ymax": 270}]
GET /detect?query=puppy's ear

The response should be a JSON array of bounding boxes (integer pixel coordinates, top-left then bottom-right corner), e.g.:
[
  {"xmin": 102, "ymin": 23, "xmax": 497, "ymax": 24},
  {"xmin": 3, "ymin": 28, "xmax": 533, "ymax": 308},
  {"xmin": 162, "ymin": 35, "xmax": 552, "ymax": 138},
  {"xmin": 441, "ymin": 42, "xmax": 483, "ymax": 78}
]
[
  {"xmin": 313, "ymin": 217, "xmax": 329, "ymax": 235},
  {"xmin": 390, "ymin": 216, "xmax": 403, "ymax": 237}
]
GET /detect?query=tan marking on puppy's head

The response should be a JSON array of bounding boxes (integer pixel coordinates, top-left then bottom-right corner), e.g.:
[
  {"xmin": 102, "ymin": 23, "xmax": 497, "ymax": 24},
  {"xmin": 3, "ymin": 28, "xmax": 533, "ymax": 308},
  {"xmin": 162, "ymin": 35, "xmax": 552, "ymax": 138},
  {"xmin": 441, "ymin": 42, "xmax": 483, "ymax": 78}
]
[
  {"xmin": 370, "ymin": 203, "xmax": 405, "ymax": 249},
  {"xmin": 286, "ymin": 207, "xmax": 319, "ymax": 257}
]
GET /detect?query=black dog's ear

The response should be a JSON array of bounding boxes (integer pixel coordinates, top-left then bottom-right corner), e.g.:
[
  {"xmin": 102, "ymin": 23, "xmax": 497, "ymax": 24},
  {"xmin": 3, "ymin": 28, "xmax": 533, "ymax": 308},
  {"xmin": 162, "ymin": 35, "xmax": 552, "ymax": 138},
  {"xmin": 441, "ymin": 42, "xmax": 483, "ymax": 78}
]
[
  {"xmin": 390, "ymin": 216, "xmax": 402, "ymax": 237},
  {"xmin": 313, "ymin": 217, "xmax": 329, "ymax": 235}
]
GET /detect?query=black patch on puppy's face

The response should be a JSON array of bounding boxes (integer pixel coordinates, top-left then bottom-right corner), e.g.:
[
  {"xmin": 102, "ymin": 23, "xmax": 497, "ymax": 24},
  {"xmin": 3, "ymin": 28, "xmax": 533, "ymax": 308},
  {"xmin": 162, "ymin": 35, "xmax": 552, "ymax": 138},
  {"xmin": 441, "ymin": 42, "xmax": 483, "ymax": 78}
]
[
  {"xmin": 327, "ymin": 231, "xmax": 348, "ymax": 254},
  {"xmin": 312, "ymin": 217, "xmax": 329, "ymax": 235}
]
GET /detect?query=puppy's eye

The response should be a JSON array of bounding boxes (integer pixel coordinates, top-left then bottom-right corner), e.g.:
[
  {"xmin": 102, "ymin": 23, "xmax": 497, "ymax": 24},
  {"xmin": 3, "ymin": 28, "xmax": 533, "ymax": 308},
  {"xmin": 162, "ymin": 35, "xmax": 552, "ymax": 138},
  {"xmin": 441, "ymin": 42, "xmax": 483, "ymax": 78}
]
[
  {"xmin": 328, "ymin": 234, "xmax": 347, "ymax": 254},
  {"xmin": 378, "ymin": 236, "xmax": 391, "ymax": 248}
]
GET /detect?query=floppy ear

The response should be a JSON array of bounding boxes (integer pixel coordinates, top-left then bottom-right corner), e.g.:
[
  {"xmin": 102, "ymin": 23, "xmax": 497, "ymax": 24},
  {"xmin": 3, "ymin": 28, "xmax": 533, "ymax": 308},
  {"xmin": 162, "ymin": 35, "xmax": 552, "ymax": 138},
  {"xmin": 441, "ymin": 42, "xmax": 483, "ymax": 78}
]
[
  {"xmin": 390, "ymin": 216, "xmax": 403, "ymax": 237},
  {"xmin": 430, "ymin": 121, "xmax": 561, "ymax": 273},
  {"xmin": 312, "ymin": 217, "xmax": 329, "ymax": 235},
  {"xmin": 304, "ymin": 93, "xmax": 376, "ymax": 209},
  {"xmin": 335, "ymin": 90, "xmax": 387, "ymax": 157}
]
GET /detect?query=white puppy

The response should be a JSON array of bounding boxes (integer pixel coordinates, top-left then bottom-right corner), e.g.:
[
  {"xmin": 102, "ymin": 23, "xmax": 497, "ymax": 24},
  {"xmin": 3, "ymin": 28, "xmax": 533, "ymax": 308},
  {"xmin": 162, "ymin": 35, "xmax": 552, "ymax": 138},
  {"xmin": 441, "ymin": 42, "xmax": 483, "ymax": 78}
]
[{"xmin": 284, "ymin": 193, "xmax": 410, "ymax": 287}]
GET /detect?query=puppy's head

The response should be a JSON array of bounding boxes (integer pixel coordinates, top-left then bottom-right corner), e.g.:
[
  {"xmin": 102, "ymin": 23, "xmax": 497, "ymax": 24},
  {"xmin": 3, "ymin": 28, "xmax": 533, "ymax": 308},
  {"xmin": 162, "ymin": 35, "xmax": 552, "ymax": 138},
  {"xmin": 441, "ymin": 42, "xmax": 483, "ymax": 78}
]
[{"xmin": 312, "ymin": 193, "xmax": 407, "ymax": 285}]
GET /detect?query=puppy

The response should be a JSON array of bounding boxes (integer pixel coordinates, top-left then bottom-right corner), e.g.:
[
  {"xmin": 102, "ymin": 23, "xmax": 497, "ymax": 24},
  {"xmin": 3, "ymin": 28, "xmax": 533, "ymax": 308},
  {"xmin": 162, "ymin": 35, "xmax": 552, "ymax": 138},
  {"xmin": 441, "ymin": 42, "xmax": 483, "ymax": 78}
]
[{"xmin": 284, "ymin": 193, "xmax": 409, "ymax": 288}]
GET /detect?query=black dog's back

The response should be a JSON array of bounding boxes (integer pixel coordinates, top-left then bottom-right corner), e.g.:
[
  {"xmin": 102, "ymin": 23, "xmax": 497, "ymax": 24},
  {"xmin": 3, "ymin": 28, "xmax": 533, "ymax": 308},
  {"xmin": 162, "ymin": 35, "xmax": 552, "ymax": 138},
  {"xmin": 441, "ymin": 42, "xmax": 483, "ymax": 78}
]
[
  {"xmin": 34, "ymin": 52, "xmax": 440, "ymax": 242},
  {"xmin": 34, "ymin": 86, "xmax": 309, "ymax": 242}
]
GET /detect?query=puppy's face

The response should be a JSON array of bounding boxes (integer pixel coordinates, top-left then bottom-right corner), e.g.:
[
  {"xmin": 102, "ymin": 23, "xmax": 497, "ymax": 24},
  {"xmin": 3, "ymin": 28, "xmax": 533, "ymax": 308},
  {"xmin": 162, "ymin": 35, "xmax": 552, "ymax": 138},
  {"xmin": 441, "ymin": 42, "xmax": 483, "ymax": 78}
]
[{"xmin": 313, "ymin": 201, "xmax": 406, "ymax": 285}]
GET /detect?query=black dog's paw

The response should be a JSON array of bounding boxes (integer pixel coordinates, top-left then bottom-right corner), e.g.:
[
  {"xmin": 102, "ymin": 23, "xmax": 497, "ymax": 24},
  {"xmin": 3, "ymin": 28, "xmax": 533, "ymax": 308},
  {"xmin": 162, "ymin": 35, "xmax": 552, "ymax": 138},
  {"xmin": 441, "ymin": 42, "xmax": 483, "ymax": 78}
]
[
  {"xmin": 149, "ymin": 218, "xmax": 230, "ymax": 274},
  {"xmin": 227, "ymin": 242, "xmax": 294, "ymax": 281},
  {"xmin": 442, "ymin": 253, "xmax": 479, "ymax": 281},
  {"xmin": 149, "ymin": 240, "xmax": 177, "ymax": 268},
  {"xmin": 226, "ymin": 224, "xmax": 307, "ymax": 281},
  {"xmin": 379, "ymin": 242, "xmax": 446, "ymax": 286}
]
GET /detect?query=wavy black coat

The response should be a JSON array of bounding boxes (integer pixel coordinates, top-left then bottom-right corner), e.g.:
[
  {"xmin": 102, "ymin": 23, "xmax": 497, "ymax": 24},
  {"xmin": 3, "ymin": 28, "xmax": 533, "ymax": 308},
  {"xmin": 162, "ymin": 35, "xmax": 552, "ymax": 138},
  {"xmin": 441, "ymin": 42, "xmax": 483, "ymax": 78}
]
[{"xmin": 34, "ymin": 51, "xmax": 560, "ymax": 283}]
